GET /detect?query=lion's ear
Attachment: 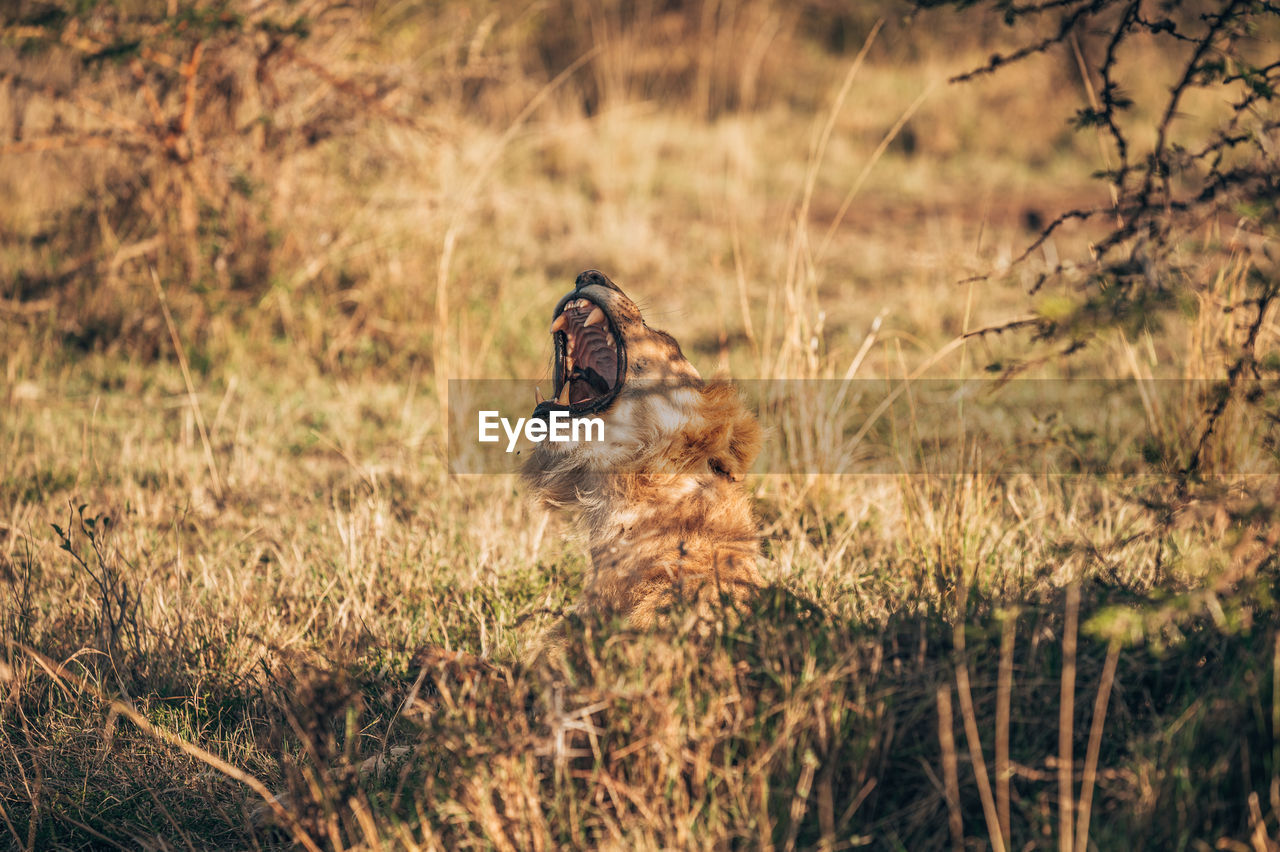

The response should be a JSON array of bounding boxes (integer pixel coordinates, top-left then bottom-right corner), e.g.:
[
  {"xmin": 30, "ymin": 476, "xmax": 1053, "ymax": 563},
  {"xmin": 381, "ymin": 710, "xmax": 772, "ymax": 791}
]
[{"xmin": 699, "ymin": 382, "xmax": 761, "ymax": 482}]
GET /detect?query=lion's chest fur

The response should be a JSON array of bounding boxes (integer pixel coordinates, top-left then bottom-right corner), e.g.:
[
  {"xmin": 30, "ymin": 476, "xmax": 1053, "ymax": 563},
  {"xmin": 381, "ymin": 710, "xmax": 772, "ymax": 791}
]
[{"xmin": 577, "ymin": 473, "xmax": 763, "ymax": 626}]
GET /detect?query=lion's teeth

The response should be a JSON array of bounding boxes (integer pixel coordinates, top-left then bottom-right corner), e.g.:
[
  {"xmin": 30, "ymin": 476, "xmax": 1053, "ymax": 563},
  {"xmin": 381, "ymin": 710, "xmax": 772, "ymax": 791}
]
[
  {"xmin": 584, "ymin": 306, "xmax": 606, "ymax": 328},
  {"xmin": 605, "ymin": 335, "xmax": 615, "ymax": 349},
  {"xmin": 556, "ymin": 385, "xmax": 570, "ymax": 405},
  {"xmin": 551, "ymin": 314, "xmax": 568, "ymax": 333},
  {"xmin": 535, "ymin": 385, "xmax": 545, "ymax": 404}
]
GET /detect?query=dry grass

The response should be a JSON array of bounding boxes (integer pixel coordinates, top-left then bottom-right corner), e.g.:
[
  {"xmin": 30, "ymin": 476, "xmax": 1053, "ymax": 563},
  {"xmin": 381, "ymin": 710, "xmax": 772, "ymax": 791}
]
[{"xmin": 2, "ymin": 1, "xmax": 1279, "ymax": 849}]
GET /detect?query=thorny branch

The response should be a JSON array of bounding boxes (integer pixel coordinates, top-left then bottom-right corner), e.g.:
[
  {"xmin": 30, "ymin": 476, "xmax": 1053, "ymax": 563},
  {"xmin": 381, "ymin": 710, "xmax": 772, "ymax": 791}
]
[{"xmin": 922, "ymin": 0, "xmax": 1280, "ymax": 493}]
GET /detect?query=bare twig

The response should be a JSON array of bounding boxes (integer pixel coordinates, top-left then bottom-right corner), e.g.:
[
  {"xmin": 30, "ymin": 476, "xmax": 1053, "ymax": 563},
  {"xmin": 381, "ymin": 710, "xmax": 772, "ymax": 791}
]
[
  {"xmin": 1074, "ymin": 640, "xmax": 1121, "ymax": 852},
  {"xmin": 954, "ymin": 618, "xmax": 1009, "ymax": 852},
  {"xmin": 996, "ymin": 610, "xmax": 1017, "ymax": 844},
  {"xmin": 10, "ymin": 641, "xmax": 323, "ymax": 852},
  {"xmin": 1058, "ymin": 581, "xmax": 1080, "ymax": 852},
  {"xmin": 936, "ymin": 683, "xmax": 964, "ymax": 852},
  {"xmin": 149, "ymin": 266, "xmax": 224, "ymax": 500}
]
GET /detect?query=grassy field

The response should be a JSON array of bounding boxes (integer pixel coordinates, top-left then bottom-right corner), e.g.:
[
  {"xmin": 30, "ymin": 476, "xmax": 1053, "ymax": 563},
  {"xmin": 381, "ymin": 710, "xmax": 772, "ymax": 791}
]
[{"xmin": 2, "ymin": 1, "xmax": 1279, "ymax": 849}]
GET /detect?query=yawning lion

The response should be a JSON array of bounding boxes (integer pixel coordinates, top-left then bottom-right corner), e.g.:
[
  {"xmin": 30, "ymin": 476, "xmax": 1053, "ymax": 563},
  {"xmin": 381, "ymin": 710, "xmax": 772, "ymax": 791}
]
[{"xmin": 522, "ymin": 269, "xmax": 764, "ymax": 639}]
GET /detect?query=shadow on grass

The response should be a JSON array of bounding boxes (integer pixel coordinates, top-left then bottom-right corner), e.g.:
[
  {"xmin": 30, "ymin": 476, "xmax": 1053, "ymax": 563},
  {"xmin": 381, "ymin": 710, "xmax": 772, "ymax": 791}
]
[
  {"xmin": 367, "ymin": 579, "xmax": 1280, "ymax": 850},
  {"xmin": 5, "ymin": 573, "xmax": 1278, "ymax": 850}
]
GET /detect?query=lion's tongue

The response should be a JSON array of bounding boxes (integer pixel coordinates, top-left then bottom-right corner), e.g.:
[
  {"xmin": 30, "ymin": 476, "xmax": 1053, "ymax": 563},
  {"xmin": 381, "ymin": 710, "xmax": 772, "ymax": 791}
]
[{"xmin": 567, "ymin": 366, "xmax": 612, "ymax": 405}]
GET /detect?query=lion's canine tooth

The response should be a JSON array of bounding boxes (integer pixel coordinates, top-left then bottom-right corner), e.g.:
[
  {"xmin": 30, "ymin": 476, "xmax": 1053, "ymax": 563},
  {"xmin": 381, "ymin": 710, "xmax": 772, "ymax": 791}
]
[
  {"xmin": 556, "ymin": 385, "xmax": 570, "ymax": 405},
  {"xmin": 535, "ymin": 385, "xmax": 545, "ymax": 404},
  {"xmin": 584, "ymin": 306, "xmax": 606, "ymax": 328},
  {"xmin": 551, "ymin": 314, "xmax": 568, "ymax": 333}
]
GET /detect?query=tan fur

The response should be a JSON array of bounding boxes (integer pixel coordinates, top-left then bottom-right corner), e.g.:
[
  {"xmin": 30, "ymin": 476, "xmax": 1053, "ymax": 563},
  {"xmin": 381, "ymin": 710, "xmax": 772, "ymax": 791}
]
[{"xmin": 523, "ymin": 271, "xmax": 764, "ymax": 638}]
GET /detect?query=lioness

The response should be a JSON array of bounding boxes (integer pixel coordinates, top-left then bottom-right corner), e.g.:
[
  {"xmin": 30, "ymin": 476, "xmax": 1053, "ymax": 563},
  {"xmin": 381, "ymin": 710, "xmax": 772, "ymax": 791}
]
[{"xmin": 522, "ymin": 270, "xmax": 764, "ymax": 638}]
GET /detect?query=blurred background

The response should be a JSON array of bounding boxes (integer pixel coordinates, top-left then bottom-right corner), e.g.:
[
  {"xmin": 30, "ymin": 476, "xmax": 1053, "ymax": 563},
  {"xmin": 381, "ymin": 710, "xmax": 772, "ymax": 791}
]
[{"xmin": 1, "ymin": 0, "xmax": 1143, "ymax": 383}]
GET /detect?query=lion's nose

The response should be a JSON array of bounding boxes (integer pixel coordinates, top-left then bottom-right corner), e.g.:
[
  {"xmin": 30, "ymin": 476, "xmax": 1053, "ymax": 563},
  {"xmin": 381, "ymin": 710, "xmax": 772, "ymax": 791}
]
[{"xmin": 575, "ymin": 269, "xmax": 621, "ymax": 293}]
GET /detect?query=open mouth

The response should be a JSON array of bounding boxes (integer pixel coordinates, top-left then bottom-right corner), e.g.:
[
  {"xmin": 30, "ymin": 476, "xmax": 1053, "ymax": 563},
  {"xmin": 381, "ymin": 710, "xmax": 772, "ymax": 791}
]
[{"xmin": 533, "ymin": 297, "xmax": 624, "ymax": 419}]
